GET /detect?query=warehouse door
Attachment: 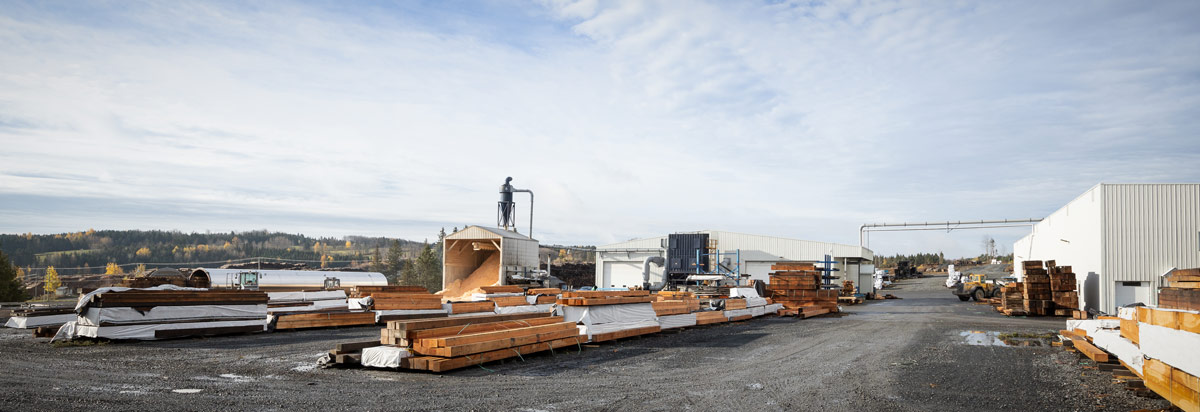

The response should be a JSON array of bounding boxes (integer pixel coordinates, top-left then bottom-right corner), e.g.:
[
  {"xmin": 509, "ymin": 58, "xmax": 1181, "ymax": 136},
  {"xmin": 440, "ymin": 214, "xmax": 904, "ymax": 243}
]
[
  {"xmin": 744, "ymin": 262, "xmax": 773, "ymax": 284},
  {"xmin": 1113, "ymin": 281, "xmax": 1152, "ymax": 307},
  {"xmin": 602, "ymin": 262, "xmax": 643, "ymax": 288}
]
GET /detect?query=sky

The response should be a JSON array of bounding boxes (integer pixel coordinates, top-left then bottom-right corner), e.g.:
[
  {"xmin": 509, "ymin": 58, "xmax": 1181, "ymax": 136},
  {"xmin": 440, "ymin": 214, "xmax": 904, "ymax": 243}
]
[{"xmin": 1, "ymin": 0, "xmax": 1199, "ymax": 258}]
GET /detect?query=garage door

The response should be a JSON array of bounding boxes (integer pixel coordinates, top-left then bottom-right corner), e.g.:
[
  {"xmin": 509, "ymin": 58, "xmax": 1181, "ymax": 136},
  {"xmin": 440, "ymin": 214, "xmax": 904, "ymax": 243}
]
[
  {"xmin": 603, "ymin": 262, "xmax": 644, "ymax": 288},
  {"xmin": 744, "ymin": 262, "xmax": 773, "ymax": 284}
]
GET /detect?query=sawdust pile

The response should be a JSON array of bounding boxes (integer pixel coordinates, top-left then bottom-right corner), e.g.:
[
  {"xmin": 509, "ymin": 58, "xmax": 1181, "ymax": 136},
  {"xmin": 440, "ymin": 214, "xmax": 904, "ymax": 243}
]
[{"xmin": 438, "ymin": 252, "xmax": 501, "ymax": 301}]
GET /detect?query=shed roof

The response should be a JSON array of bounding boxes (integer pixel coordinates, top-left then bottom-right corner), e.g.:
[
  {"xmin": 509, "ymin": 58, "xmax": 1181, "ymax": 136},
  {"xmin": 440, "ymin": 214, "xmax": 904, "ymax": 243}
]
[{"xmin": 446, "ymin": 225, "xmax": 535, "ymax": 241}]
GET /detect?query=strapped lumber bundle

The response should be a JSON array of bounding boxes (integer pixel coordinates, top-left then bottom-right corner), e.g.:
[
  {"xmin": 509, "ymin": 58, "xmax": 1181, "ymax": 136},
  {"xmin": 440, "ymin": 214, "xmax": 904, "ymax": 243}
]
[
  {"xmin": 351, "ymin": 312, "xmax": 585, "ymax": 372},
  {"xmin": 56, "ymin": 285, "xmax": 269, "ymax": 341},
  {"xmin": 560, "ymin": 290, "xmax": 660, "ymax": 342},
  {"xmin": 3, "ymin": 306, "xmax": 76, "ymax": 329},
  {"xmin": 767, "ymin": 263, "xmax": 837, "ymax": 317},
  {"xmin": 267, "ymin": 286, "xmax": 378, "ymax": 330},
  {"xmin": 275, "ymin": 311, "xmax": 376, "ymax": 330},
  {"xmin": 1021, "ymin": 260, "xmax": 1054, "ymax": 316}
]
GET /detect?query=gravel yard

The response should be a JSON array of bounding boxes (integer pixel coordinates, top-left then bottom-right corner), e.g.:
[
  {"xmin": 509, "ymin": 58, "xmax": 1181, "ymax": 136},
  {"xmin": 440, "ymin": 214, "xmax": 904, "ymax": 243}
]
[{"xmin": 0, "ymin": 276, "xmax": 1171, "ymax": 411}]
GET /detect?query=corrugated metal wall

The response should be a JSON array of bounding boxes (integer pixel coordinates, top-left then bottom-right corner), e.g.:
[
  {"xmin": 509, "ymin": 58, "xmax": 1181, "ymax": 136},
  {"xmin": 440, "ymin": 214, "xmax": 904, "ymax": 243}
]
[{"xmin": 1102, "ymin": 184, "xmax": 1200, "ymax": 307}]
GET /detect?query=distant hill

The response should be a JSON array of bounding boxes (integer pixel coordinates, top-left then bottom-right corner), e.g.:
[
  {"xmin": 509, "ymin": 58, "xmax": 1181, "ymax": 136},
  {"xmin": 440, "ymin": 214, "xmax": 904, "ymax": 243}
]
[{"xmin": 0, "ymin": 229, "xmax": 427, "ymax": 278}]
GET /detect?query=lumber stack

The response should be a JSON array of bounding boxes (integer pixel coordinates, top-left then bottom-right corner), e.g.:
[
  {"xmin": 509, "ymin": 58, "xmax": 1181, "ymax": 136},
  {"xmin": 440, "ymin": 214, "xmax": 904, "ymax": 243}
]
[
  {"xmin": 767, "ymin": 263, "xmax": 838, "ymax": 316},
  {"xmin": 997, "ymin": 283, "xmax": 1026, "ymax": 315},
  {"xmin": 372, "ymin": 292, "xmax": 443, "ymax": 310},
  {"xmin": 527, "ymin": 287, "xmax": 562, "ymax": 305},
  {"xmin": 275, "ymin": 311, "xmax": 376, "ymax": 330},
  {"xmin": 62, "ymin": 286, "xmax": 269, "ymax": 341},
  {"xmin": 1056, "ymin": 279, "xmax": 1200, "ymax": 412},
  {"xmin": 694, "ymin": 310, "xmax": 728, "ymax": 325},
  {"xmin": 560, "ymin": 290, "xmax": 660, "ymax": 342},
  {"xmin": 840, "ymin": 280, "xmax": 855, "ymax": 296},
  {"xmin": 360, "ymin": 312, "xmax": 581, "ymax": 372},
  {"xmin": 3, "ymin": 306, "xmax": 76, "ymax": 329},
  {"xmin": 350, "ymin": 285, "xmax": 429, "ymax": 298},
  {"xmin": 442, "ymin": 300, "xmax": 496, "ymax": 315},
  {"xmin": 726, "ymin": 287, "xmax": 782, "ymax": 319},
  {"xmin": 267, "ymin": 290, "xmax": 349, "ymax": 314},
  {"xmin": 1048, "ymin": 263, "xmax": 1079, "ymax": 316},
  {"xmin": 1021, "ymin": 261, "xmax": 1054, "ymax": 316},
  {"xmin": 1162, "ymin": 268, "xmax": 1200, "ymax": 311}
]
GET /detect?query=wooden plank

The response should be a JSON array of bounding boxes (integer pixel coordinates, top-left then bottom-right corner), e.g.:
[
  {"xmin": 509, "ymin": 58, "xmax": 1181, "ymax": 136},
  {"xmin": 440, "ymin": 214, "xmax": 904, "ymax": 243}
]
[
  {"xmin": 727, "ymin": 315, "xmax": 753, "ymax": 322},
  {"xmin": 376, "ymin": 313, "xmax": 448, "ymax": 323},
  {"xmin": 373, "ymin": 299, "xmax": 445, "ymax": 310},
  {"xmin": 395, "ymin": 317, "xmax": 566, "ymax": 342},
  {"xmin": 591, "ymin": 325, "xmax": 661, "ymax": 342},
  {"xmin": 422, "ymin": 336, "xmax": 584, "ymax": 372},
  {"xmin": 556, "ymin": 296, "xmax": 656, "ymax": 306},
  {"xmin": 427, "ymin": 322, "xmax": 576, "ymax": 347},
  {"xmin": 1064, "ymin": 331, "xmax": 1111, "ymax": 363},
  {"xmin": 724, "ymin": 299, "xmax": 747, "ymax": 310},
  {"xmin": 335, "ymin": 340, "xmax": 382, "ymax": 353},
  {"xmin": 489, "ymin": 296, "xmax": 530, "ymax": 307},
  {"xmin": 801, "ymin": 308, "xmax": 831, "ymax": 318},
  {"xmin": 413, "ymin": 326, "xmax": 580, "ymax": 357},
  {"xmin": 444, "ymin": 301, "xmax": 496, "ymax": 314},
  {"xmin": 526, "ymin": 288, "xmax": 561, "ymax": 295},
  {"xmin": 386, "ymin": 312, "xmax": 550, "ymax": 331},
  {"xmin": 480, "ymin": 285, "xmax": 524, "ymax": 294}
]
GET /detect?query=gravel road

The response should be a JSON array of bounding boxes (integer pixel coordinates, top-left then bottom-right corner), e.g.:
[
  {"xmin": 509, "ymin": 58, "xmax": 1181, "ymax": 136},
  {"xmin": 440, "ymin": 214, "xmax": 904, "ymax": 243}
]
[{"xmin": 0, "ymin": 276, "xmax": 1170, "ymax": 411}]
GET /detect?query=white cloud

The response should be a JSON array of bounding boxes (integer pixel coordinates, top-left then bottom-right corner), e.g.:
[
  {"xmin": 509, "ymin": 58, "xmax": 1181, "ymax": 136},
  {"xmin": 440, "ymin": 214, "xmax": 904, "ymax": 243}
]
[{"xmin": 1, "ymin": 0, "xmax": 1199, "ymax": 257}]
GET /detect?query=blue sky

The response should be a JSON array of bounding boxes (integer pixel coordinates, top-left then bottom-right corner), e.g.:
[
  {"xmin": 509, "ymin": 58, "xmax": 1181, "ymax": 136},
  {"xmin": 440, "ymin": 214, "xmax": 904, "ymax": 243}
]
[{"xmin": 1, "ymin": 0, "xmax": 1199, "ymax": 257}]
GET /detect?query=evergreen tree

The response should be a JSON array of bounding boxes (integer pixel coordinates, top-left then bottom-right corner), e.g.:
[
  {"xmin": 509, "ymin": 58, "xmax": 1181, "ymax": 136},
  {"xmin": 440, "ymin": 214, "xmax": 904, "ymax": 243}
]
[
  {"xmin": 369, "ymin": 246, "xmax": 384, "ymax": 273},
  {"xmin": 414, "ymin": 244, "xmax": 442, "ymax": 293},
  {"xmin": 384, "ymin": 240, "xmax": 404, "ymax": 284},
  {"xmin": 0, "ymin": 249, "xmax": 29, "ymax": 301}
]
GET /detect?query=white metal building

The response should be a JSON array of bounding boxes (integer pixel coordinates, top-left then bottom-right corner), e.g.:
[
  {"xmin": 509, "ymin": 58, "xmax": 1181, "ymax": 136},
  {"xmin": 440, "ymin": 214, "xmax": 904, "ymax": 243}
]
[
  {"xmin": 443, "ymin": 225, "xmax": 540, "ymax": 288},
  {"xmin": 1013, "ymin": 183, "xmax": 1200, "ymax": 314},
  {"xmin": 595, "ymin": 230, "xmax": 875, "ymax": 292}
]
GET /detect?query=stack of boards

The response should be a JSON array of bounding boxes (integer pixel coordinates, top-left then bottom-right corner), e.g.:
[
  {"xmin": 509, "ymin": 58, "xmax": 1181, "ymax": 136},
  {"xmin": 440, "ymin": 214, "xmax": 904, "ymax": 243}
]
[
  {"xmin": 357, "ymin": 286, "xmax": 450, "ymax": 323},
  {"xmin": 333, "ymin": 312, "xmax": 580, "ymax": 372},
  {"xmin": 60, "ymin": 287, "xmax": 269, "ymax": 341},
  {"xmin": 1056, "ymin": 268, "xmax": 1200, "ymax": 412},
  {"xmin": 994, "ymin": 260, "xmax": 1078, "ymax": 317},
  {"xmin": 4, "ymin": 307, "xmax": 77, "ymax": 336},
  {"xmin": 268, "ymin": 290, "xmax": 374, "ymax": 330},
  {"xmin": 767, "ymin": 263, "xmax": 838, "ymax": 317}
]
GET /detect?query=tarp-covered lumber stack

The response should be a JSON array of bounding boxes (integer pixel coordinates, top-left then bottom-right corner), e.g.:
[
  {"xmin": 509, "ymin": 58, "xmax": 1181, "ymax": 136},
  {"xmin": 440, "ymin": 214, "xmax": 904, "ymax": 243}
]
[
  {"xmin": 559, "ymin": 290, "xmax": 660, "ymax": 342},
  {"xmin": 56, "ymin": 285, "xmax": 269, "ymax": 341},
  {"xmin": 3, "ymin": 307, "xmax": 76, "ymax": 329}
]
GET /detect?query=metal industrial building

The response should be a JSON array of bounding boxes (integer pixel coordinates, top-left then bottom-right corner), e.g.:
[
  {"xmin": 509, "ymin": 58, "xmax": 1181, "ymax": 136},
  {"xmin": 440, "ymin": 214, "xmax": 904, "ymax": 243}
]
[
  {"xmin": 595, "ymin": 230, "xmax": 875, "ymax": 291},
  {"xmin": 1013, "ymin": 183, "xmax": 1200, "ymax": 314}
]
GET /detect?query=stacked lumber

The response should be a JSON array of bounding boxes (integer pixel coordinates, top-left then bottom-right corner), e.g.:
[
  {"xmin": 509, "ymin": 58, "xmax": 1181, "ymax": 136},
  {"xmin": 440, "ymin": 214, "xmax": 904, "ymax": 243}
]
[
  {"xmin": 527, "ymin": 288, "xmax": 561, "ymax": 305},
  {"xmin": 767, "ymin": 263, "xmax": 838, "ymax": 316},
  {"xmin": 655, "ymin": 291, "xmax": 700, "ymax": 313},
  {"xmin": 350, "ymin": 285, "xmax": 428, "ymax": 298},
  {"xmin": 695, "ymin": 311, "xmax": 728, "ymax": 325},
  {"xmin": 275, "ymin": 311, "xmax": 376, "ymax": 330},
  {"xmin": 1021, "ymin": 261, "xmax": 1054, "ymax": 316},
  {"xmin": 1162, "ymin": 268, "xmax": 1200, "ymax": 311},
  {"xmin": 1048, "ymin": 263, "xmax": 1079, "ymax": 316},
  {"xmin": 1056, "ymin": 284, "xmax": 1200, "ymax": 412},
  {"xmin": 60, "ymin": 286, "xmax": 269, "ymax": 341},
  {"xmin": 373, "ymin": 292, "xmax": 443, "ymax": 310},
  {"xmin": 997, "ymin": 283, "xmax": 1026, "ymax": 316},
  {"xmin": 651, "ymin": 300, "xmax": 690, "ymax": 316},
  {"xmin": 841, "ymin": 280, "xmax": 855, "ymax": 297},
  {"xmin": 560, "ymin": 290, "xmax": 660, "ymax": 342},
  {"xmin": 442, "ymin": 301, "xmax": 496, "ymax": 316},
  {"xmin": 3, "ymin": 306, "xmax": 76, "ymax": 329},
  {"xmin": 726, "ymin": 287, "xmax": 781, "ymax": 319},
  {"xmin": 364, "ymin": 312, "xmax": 583, "ymax": 372}
]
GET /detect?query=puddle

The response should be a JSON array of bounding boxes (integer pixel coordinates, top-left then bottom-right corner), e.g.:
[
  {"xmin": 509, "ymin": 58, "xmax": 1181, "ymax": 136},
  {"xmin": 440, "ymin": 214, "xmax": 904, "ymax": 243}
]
[
  {"xmin": 172, "ymin": 389, "xmax": 203, "ymax": 394},
  {"xmin": 959, "ymin": 331, "xmax": 1049, "ymax": 347},
  {"xmin": 218, "ymin": 374, "xmax": 253, "ymax": 383}
]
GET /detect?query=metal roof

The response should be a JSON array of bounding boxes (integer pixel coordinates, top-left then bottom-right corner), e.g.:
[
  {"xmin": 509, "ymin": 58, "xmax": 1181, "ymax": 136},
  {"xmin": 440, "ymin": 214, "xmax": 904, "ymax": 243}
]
[
  {"xmin": 598, "ymin": 230, "xmax": 873, "ymax": 260},
  {"xmin": 446, "ymin": 225, "xmax": 535, "ymax": 241}
]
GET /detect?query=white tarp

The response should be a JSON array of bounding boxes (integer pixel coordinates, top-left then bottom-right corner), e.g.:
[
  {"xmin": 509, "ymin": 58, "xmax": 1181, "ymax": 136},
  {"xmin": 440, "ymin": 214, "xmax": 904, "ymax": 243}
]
[
  {"xmin": 1065, "ymin": 319, "xmax": 1120, "ymax": 336},
  {"xmin": 79, "ymin": 304, "xmax": 268, "ymax": 326},
  {"xmin": 51, "ymin": 321, "xmax": 77, "ymax": 342},
  {"xmin": 1117, "ymin": 306, "xmax": 1137, "ymax": 320},
  {"xmin": 724, "ymin": 308, "xmax": 753, "ymax": 318},
  {"xmin": 374, "ymin": 309, "xmax": 447, "ymax": 323},
  {"xmin": 361, "ymin": 346, "xmax": 411, "ymax": 368},
  {"xmin": 267, "ymin": 290, "xmax": 346, "ymax": 303},
  {"xmin": 4, "ymin": 313, "xmax": 76, "ymax": 329},
  {"xmin": 750, "ymin": 306, "xmax": 767, "ymax": 317},
  {"xmin": 1139, "ymin": 323, "xmax": 1200, "ymax": 377},
  {"xmin": 348, "ymin": 296, "xmax": 372, "ymax": 310},
  {"xmin": 75, "ymin": 284, "xmax": 206, "ymax": 311},
  {"xmin": 729, "ymin": 288, "xmax": 760, "ymax": 299},
  {"xmin": 764, "ymin": 303, "xmax": 783, "ymax": 313},
  {"xmin": 745, "ymin": 297, "xmax": 768, "ymax": 307},
  {"xmin": 268, "ymin": 300, "xmax": 348, "ymax": 314},
  {"xmin": 1090, "ymin": 329, "xmax": 1144, "ymax": 374},
  {"xmin": 562, "ymin": 303, "xmax": 656, "ymax": 326},
  {"xmin": 494, "ymin": 304, "xmax": 555, "ymax": 315},
  {"xmin": 71, "ymin": 319, "xmax": 267, "ymax": 340},
  {"xmin": 578, "ymin": 319, "xmax": 659, "ymax": 339},
  {"xmin": 658, "ymin": 313, "xmax": 696, "ymax": 329}
]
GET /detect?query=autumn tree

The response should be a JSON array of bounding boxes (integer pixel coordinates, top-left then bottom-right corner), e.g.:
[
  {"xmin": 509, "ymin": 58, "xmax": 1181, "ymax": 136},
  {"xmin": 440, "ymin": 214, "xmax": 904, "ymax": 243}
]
[
  {"xmin": 135, "ymin": 247, "xmax": 151, "ymax": 258},
  {"xmin": 0, "ymin": 249, "xmax": 29, "ymax": 301},
  {"xmin": 105, "ymin": 262, "xmax": 125, "ymax": 275},
  {"xmin": 44, "ymin": 266, "xmax": 62, "ymax": 296}
]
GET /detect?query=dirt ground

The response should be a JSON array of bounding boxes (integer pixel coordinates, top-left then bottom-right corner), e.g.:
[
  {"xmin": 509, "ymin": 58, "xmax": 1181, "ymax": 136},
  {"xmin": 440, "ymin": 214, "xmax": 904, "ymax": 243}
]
[{"xmin": 0, "ymin": 276, "xmax": 1172, "ymax": 411}]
